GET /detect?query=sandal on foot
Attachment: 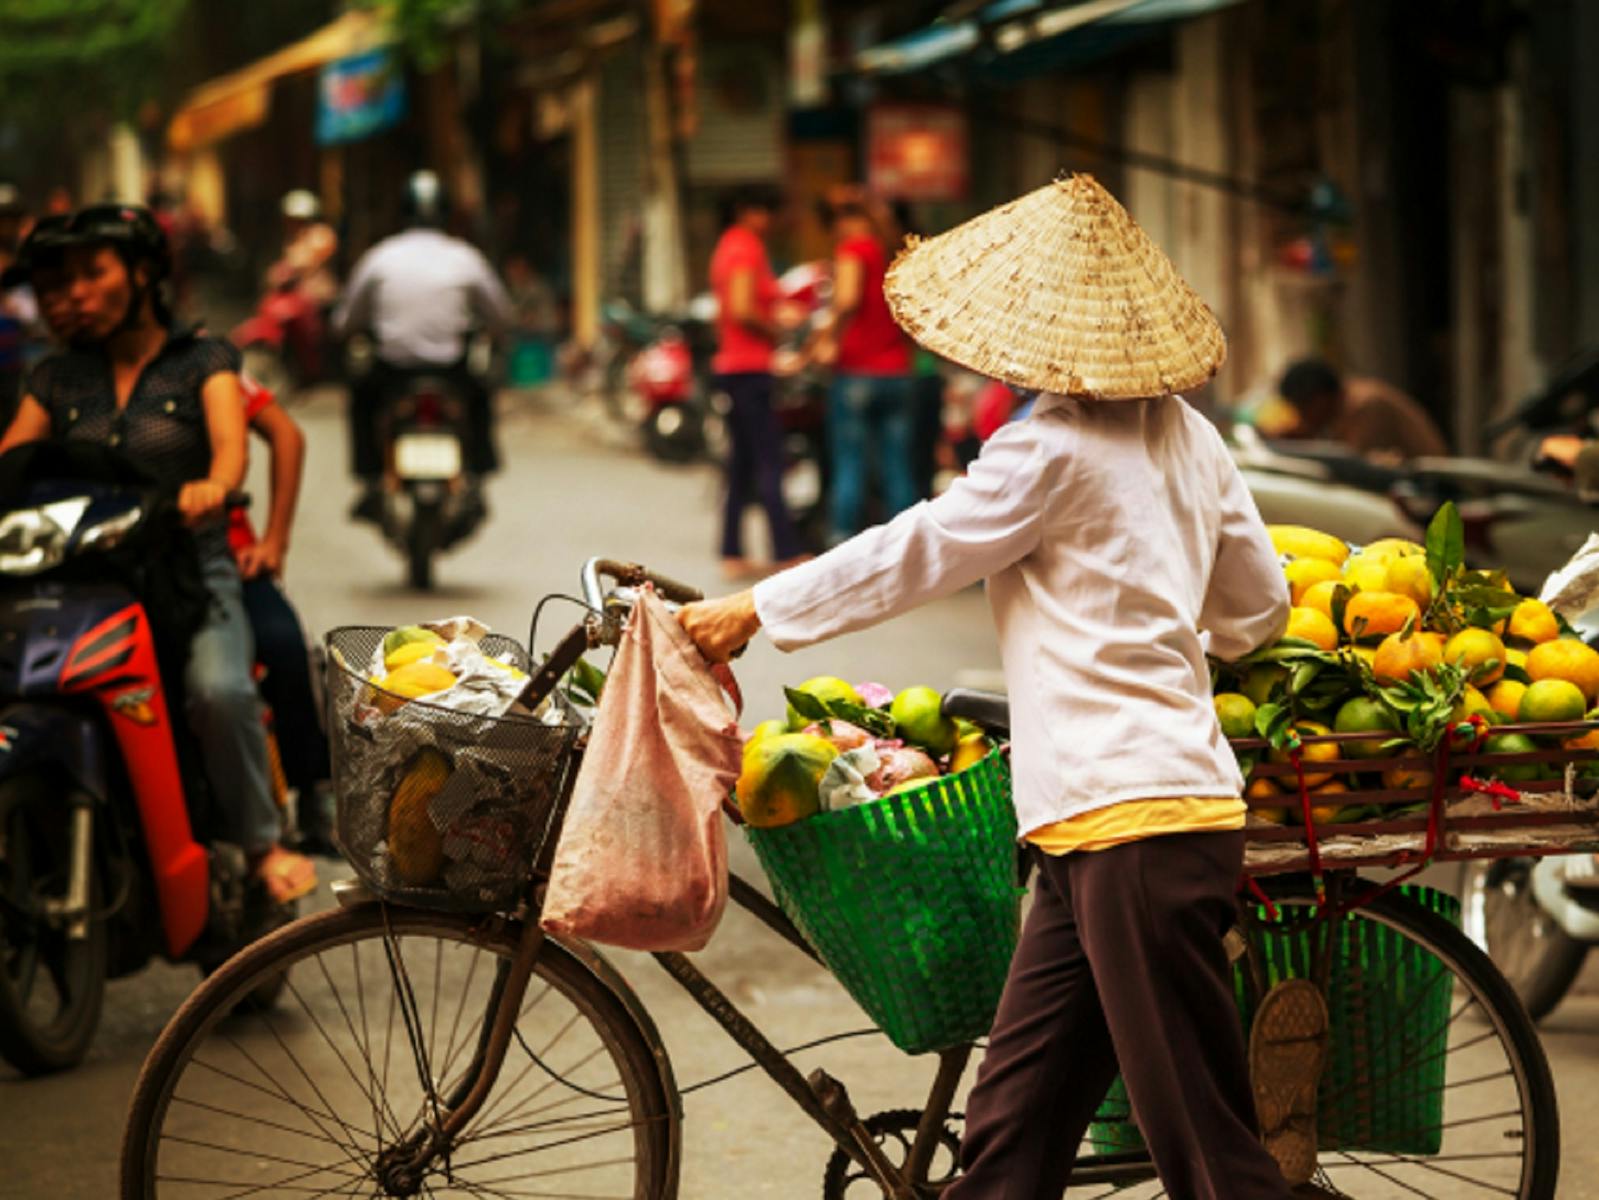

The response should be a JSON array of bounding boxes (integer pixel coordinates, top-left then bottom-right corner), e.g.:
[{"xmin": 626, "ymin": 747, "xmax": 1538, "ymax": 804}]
[
  {"xmin": 1250, "ymin": 977, "xmax": 1330, "ymax": 1186},
  {"xmin": 256, "ymin": 845, "xmax": 318, "ymax": 904}
]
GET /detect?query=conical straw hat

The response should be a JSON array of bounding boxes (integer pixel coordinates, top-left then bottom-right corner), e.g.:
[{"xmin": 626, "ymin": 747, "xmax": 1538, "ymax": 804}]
[{"xmin": 884, "ymin": 174, "xmax": 1226, "ymax": 399}]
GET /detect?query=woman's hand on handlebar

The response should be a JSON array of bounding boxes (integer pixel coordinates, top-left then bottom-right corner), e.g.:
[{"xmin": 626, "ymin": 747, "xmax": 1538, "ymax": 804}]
[
  {"xmin": 678, "ymin": 590, "xmax": 761, "ymax": 664},
  {"xmin": 178, "ymin": 479, "xmax": 229, "ymax": 525}
]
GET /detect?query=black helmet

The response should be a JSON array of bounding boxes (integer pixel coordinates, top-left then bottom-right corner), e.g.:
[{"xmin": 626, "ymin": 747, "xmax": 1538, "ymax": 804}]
[
  {"xmin": 0, "ymin": 213, "xmax": 75, "ymax": 289},
  {"xmin": 66, "ymin": 203, "xmax": 171, "ymax": 283},
  {"xmin": 403, "ymin": 170, "xmax": 447, "ymax": 227}
]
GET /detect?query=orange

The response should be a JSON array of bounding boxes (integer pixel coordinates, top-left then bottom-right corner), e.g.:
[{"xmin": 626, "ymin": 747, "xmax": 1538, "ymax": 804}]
[
  {"xmin": 1343, "ymin": 591, "xmax": 1421, "ymax": 641},
  {"xmin": 1563, "ymin": 728, "xmax": 1599, "ymax": 753},
  {"xmin": 736, "ymin": 733, "xmax": 837, "ymax": 828},
  {"xmin": 1383, "ymin": 766, "xmax": 1434, "ymax": 792},
  {"xmin": 1371, "ymin": 630, "xmax": 1443, "ymax": 684},
  {"xmin": 1308, "ymin": 780, "xmax": 1352, "ymax": 826},
  {"xmin": 1363, "ymin": 538, "xmax": 1425, "ymax": 562},
  {"xmin": 1342, "ymin": 553, "xmax": 1391, "ymax": 594},
  {"xmin": 1507, "ymin": 598, "xmax": 1560, "ymax": 645},
  {"xmin": 1485, "ymin": 679, "xmax": 1527, "ymax": 721},
  {"xmin": 1525, "ymin": 638, "xmax": 1599, "ymax": 703},
  {"xmin": 1517, "ymin": 678, "xmax": 1587, "ymax": 724},
  {"xmin": 1384, "ymin": 555, "xmax": 1434, "ymax": 608},
  {"xmin": 1245, "ymin": 775, "xmax": 1288, "ymax": 824},
  {"xmin": 1299, "ymin": 579, "xmax": 1342, "ymax": 620},
  {"xmin": 1285, "ymin": 557, "xmax": 1342, "ymax": 604},
  {"xmin": 1268, "ymin": 720, "xmax": 1340, "ymax": 788},
  {"xmin": 1443, "ymin": 628, "xmax": 1507, "ymax": 686},
  {"xmin": 1284, "ymin": 607, "xmax": 1339, "ymax": 652},
  {"xmin": 1452, "ymin": 685, "xmax": 1496, "ymax": 725},
  {"xmin": 1269, "ymin": 525, "xmax": 1349, "ymax": 565}
]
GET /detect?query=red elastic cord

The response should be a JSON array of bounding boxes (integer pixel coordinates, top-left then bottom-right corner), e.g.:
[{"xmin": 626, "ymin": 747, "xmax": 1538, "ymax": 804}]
[
  {"xmin": 1457, "ymin": 775, "xmax": 1522, "ymax": 811},
  {"xmin": 1243, "ymin": 874, "xmax": 1279, "ymax": 921}
]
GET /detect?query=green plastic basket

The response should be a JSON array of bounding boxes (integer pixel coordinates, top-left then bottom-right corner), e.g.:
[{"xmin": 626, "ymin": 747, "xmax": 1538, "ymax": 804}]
[
  {"xmin": 745, "ymin": 750, "xmax": 1021, "ymax": 1055},
  {"xmin": 1089, "ymin": 885, "xmax": 1457, "ymax": 1156}
]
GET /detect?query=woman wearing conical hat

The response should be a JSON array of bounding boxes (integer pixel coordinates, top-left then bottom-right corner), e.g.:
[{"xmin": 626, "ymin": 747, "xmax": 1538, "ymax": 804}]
[{"xmin": 681, "ymin": 176, "xmax": 1298, "ymax": 1198}]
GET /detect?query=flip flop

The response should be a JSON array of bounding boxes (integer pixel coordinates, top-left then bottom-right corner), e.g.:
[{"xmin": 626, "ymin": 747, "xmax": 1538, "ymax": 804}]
[
  {"xmin": 1250, "ymin": 977, "xmax": 1330, "ymax": 1187},
  {"xmin": 256, "ymin": 845, "xmax": 318, "ymax": 904}
]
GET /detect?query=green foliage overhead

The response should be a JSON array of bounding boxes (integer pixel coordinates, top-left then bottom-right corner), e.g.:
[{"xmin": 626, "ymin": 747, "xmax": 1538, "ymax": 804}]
[
  {"xmin": 368, "ymin": 0, "xmax": 528, "ymax": 69},
  {"xmin": 0, "ymin": 0, "xmax": 190, "ymax": 76}
]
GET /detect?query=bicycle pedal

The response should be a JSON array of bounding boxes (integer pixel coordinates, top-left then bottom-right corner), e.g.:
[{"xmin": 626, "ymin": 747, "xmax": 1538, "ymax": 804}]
[{"xmin": 807, "ymin": 1068, "xmax": 860, "ymax": 1122}]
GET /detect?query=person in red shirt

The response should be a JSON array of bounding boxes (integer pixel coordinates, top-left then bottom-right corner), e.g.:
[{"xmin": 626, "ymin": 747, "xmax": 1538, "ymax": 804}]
[
  {"xmin": 817, "ymin": 192, "xmax": 916, "ymax": 541},
  {"xmin": 232, "ymin": 376, "xmax": 334, "ymax": 852},
  {"xmin": 709, "ymin": 186, "xmax": 804, "ymax": 580}
]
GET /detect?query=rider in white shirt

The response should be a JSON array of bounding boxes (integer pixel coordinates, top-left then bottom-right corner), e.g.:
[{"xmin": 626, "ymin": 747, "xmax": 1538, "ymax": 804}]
[{"xmin": 333, "ymin": 171, "xmax": 513, "ymax": 522}]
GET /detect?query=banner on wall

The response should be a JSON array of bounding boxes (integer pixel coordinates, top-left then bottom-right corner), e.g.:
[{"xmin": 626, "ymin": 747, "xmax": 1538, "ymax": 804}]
[{"xmin": 316, "ymin": 48, "xmax": 406, "ymax": 146}]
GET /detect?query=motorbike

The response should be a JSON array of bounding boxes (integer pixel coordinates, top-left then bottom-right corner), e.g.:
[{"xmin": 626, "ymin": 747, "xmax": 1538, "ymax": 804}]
[
  {"xmin": 351, "ymin": 334, "xmax": 492, "ymax": 591},
  {"xmin": 0, "ymin": 475, "xmax": 295, "ymax": 1075},
  {"xmin": 629, "ymin": 323, "xmax": 717, "ymax": 464},
  {"xmin": 1460, "ymin": 853, "xmax": 1599, "ymax": 1021},
  {"xmin": 230, "ymin": 277, "xmax": 328, "ymax": 403}
]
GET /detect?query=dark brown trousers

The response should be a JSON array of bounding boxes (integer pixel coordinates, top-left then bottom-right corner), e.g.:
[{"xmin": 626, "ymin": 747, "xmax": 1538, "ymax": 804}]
[{"xmin": 945, "ymin": 830, "xmax": 1294, "ymax": 1200}]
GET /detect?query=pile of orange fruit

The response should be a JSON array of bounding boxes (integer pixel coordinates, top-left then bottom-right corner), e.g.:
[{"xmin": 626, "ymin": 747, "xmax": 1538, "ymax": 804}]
[{"xmin": 1213, "ymin": 525, "xmax": 1599, "ymax": 825}]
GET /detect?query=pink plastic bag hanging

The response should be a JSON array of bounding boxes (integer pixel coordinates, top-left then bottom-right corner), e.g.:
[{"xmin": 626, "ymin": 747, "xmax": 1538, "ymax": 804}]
[{"xmin": 540, "ymin": 588, "xmax": 743, "ymax": 951}]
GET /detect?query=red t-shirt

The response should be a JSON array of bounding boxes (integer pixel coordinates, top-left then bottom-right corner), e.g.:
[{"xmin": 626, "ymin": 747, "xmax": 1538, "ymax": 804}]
[
  {"xmin": 835, "ymin": 234, "xmax": 911, "ymax": 376},
  {"xmin": 228, "ymin": 374, "xmax": 275, "ymax": 556},
  {"xmin": 710, "ymin": 225, "xmax": 777, "ymax": 375}
]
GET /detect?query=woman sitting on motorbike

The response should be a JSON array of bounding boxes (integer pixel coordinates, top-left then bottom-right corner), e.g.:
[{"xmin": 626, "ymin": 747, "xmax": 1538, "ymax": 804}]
[{"xmin": 0, "ymin": 204, "xmax": 316, "ymax": 902}]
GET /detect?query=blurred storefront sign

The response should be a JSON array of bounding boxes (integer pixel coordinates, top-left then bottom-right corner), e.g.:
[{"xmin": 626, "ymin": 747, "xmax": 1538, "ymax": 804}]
[
  {"xmin": 167, "ymin": 9, "xmax": 384, "ymax": 152},
  {"xmin": 867, "ymin": 105, "xmax": 968, "ymax": 201},
  {"xmin": 316, "ymin": 48, "xmax": 407, "ymax": 146}
]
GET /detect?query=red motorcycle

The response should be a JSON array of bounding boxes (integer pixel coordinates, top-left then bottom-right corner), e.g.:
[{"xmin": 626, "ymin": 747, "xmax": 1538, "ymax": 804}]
[
  {"xmin": 0, "ymin": 469, "xmax": 295, "ymax": 1074},
  {"xmin": 230, "ymin": 277, "xmax": 327, "ymax": 403}
]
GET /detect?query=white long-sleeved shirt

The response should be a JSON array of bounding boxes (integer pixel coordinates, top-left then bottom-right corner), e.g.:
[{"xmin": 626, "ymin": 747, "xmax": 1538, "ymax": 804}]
[
  {"xmin": 753, "ymin": 392, "xmax": 1290, "ymax": 836},
  {"xmin": 333, "ymin": 228, "xmax": 514, "ymax": 366}
]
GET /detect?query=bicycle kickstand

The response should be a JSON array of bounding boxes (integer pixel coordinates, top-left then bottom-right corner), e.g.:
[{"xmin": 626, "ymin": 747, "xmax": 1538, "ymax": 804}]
[{"xmin": 810, "ymin": 1068, "xmax": 919, "ymax": 1200}]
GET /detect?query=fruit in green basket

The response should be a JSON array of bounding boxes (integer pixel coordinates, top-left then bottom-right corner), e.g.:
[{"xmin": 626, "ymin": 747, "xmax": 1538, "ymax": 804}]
[
  {"xmin": 743, "ymin": 719, "xmax": 789, "ymax": 757},
  {"xmin": 950, "ymin": 730, "xmax": 993, "ymax": 773},
  {"xmin": 388, "ymin": 747, "xmax": 450, "ymax": 885},
  {"xmin": 890, "ymin": 686, "xmax": 958, "ymax": 757},
  {"xmin": 1517, "ymin": 678, "xmax": 1587, "ymax": 725},
  {"xmin": 1214, "ymin": 693, "xmax": 1257, "ymax": 740},
  {"xmin": 1485, "ymin": 732, "xmax": 1544, "ymax": 784},
  {"xmin": 736, "ymin": 733, "xmax": 838, "ymax": 828},
  {"xmin": 1333, "ymin": 696, "xmax": 1400, "ymax": 759},
  {"xmin": 785, "ymin": 676, "xmax": 863, "ymax": 730},
  {"xmin": 383, "ymin": 625, "xmax": 445, "ymax": 661}
]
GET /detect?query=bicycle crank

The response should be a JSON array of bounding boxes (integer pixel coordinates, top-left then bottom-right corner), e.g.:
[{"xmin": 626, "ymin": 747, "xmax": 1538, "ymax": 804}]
[{"xmin": 821, "ymin": 1108, "xmax": 963, "ymax": 1199}]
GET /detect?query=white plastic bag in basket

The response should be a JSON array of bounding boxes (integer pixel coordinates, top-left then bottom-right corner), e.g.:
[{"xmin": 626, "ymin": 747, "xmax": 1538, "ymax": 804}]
[{"xmin": 540, "ymin": 588, "xmax": 742, "ymax": 951}]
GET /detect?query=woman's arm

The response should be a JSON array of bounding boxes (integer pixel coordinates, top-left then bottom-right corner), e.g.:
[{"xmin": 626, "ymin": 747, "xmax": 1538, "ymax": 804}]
[
  {"xmin": 183, "ymin": 371, "xmax": 248, "ymax": 523},
  {"xmin": 0, "ymin": 395, "xmax": 52, "ymax": 456},
  {"xmin": 237, "ymin": 403, "xmax": 305, "ymax": 579},
  {"xmin": 831, "ymin": 250, "xmax": 863, "ymax": 324}
]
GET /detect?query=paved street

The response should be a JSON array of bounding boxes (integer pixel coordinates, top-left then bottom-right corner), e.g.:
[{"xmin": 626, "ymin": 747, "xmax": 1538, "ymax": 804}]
[{"xmin": 6, "ymin": 388, "xmax": 1599, "ymax": 1196}]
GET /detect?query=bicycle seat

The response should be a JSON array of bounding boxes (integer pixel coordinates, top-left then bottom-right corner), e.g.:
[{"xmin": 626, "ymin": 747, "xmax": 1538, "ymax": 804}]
[{"xmin": 942, "ymin": 688, "xmax": 1010, "ymax": 735}]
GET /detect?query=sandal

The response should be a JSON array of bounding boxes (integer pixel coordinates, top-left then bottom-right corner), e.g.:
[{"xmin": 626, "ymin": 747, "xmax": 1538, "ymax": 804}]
[
  {"xmin": 255, "ymin": 845, "xmax": 318, "ymax": 904},
  {"xmin": 1250, "ymin": 977, "xmax": 1330, "ymax": 1186}
]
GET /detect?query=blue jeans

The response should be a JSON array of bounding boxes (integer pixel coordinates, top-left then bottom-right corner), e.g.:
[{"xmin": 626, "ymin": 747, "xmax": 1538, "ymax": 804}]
[
  {"xmin": 828, "ymin": 373, "xmax": 918, "ymax": 540},
  {"xmin": 717, "ymin": 372, "xmax": 803, "ymax": 561},
  {"xmin": 188, "ymin": 553, "xmax": 279, "ymax": 855}
]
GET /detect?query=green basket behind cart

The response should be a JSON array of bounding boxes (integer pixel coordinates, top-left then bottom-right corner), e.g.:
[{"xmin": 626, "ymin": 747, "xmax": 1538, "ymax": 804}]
[
  {"xmin": 746, "ymin": 750, "xmax": 1022, "ymax": 1056},
  {"xmin": 1089, "ymin": 885, "xmax": 1457, "ymax": 1157}
]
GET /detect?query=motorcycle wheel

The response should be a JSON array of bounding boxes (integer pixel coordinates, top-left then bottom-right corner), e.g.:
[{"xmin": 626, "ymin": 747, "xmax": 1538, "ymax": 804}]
[
  {"xmin": 1459, "ymin": 858, "xmax": 1589, "ymax": 1022},
  {"xmin": 407, "ymin": 501, "xmax": 442, "ymax": 591},
  {"xmin": 239, "ymin": 342, "xmax": 294, "ymax": 407},
  {"xmin": 644, "ymin": 404, "xmax": 704, "ymax": 463},
  {"xmin": 0, "ymin": 778, "xmax": 107, "ymax": 1075}
]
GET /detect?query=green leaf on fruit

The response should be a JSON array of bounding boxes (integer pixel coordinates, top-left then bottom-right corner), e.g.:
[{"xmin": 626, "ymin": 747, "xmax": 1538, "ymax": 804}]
[{"xmin": 1426, "ymin": 502, "xmax": 1465, "ymax": 589}]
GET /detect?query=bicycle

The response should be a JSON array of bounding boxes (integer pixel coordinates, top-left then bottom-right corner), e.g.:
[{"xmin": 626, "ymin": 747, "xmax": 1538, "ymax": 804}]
[{"xmin": 119, "ymin": 558, "xmax": 1561, "ymax": 1199}]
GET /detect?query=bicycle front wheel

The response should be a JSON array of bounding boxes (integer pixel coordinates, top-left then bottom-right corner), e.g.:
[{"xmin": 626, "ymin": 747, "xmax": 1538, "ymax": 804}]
[
  {"xmin": 1065, "ymin": 882, "xmax": 1559, "ymax": 1199},
  {"xmin": 121, "ymin": 902, "xmax": 678, "ymax": 1199}
]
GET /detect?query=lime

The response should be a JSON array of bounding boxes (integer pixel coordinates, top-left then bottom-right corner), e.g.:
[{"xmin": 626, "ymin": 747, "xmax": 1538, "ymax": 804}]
[
  {"xmin": 1332, "ymin": 696, "xmax": 1401, "ymax": 759},
  {"xmin": 785, "ymin": 675, "xmax": 863, "ymax": 730},
  {"xmin": 1517, "ymin": 678, "xmax": 1587, "ymax": 725},
  {"xmin": 1484, "ymin": 732, "xmax": 1544, "ymax": 784},
  {"xmin": 890, "ymin": 685, "xmax": 958, "ymax": 757},
  {"xmin": 1214, "ymin": 692, "xmax": 1257, "ymax": 740}
]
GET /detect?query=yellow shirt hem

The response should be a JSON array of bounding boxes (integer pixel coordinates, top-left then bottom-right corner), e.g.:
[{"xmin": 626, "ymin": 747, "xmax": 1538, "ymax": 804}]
[{"xmin": 1025, "ymin": 797, "xmax": 1247, "ymax": 855}]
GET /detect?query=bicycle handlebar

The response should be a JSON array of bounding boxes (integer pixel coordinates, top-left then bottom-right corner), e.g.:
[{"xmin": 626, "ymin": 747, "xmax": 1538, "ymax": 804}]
[{"xmin": 580, "ymin": 557, "xmax": 704, "ymax": 612}]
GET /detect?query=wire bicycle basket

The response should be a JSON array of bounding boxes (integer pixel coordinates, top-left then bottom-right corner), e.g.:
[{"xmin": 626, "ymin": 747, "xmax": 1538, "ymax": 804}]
[{"xmin": 325, "ymin": 626, "xmax": 585, "ymax": 912}]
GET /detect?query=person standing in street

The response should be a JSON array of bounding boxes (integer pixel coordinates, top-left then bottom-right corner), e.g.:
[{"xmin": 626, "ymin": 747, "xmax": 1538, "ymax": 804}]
[
  {"xmin": 679, "ymin": 176, "xmax": 1299, "ymax": 1199},
  {"xmin": 816, "ymin": 189, "xmax": 917, "ymax": 542},
  {"xmin": 1275, "ymin": 356, "xmax": 1448, "ymax": 461},
  {"xmin": 710, "ymin": 185, "xmax": 805, "ymax": 581}
]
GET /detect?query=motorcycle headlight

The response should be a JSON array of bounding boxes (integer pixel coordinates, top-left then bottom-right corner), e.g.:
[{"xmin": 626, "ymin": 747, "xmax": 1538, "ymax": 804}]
[{"xmin": 0, "ymin": 496, "xmax": 90, "ymax": 575}]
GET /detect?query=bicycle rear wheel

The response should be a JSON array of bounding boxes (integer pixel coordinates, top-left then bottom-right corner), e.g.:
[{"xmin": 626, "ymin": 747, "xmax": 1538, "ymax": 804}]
[
  {"xmin": 1060, "ymin": 881, "xmax": 1558, "ymax": 1199},
  {"xmin": 121, "ymin": 901, "xmax": 678, "ymax": 1198}
]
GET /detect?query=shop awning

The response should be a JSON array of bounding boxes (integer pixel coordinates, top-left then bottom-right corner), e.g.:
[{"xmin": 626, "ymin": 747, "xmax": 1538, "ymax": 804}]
[
  {"xmin": 167, "ymin": 9, "xmax": 386, "ymax": 152},
  {"xmin": 856, "ymin": 0, "xmax": 1243, "ymax": 76}
]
